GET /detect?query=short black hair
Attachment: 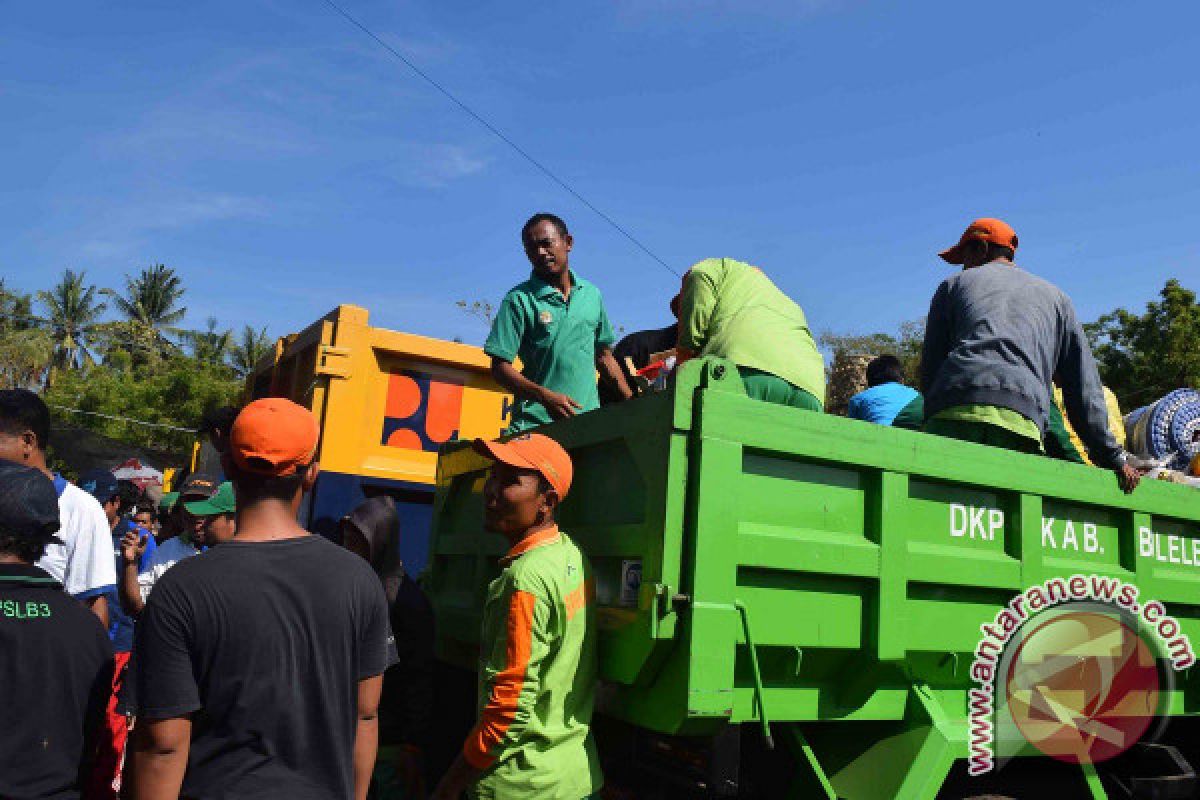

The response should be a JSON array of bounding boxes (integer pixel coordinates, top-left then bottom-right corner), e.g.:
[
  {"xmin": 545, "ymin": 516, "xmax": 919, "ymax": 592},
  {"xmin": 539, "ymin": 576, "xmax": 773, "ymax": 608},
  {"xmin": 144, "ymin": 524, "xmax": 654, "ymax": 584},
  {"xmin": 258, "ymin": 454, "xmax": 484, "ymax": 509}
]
[
  {"xmin": 866, "ymin": 354, "xmax": 906, "ymax": 387},
  {"xmin": 231, "ymin": 467, "xmax": 308, "ymax": 505},
  {"xmin": 0, "ymin": 389, "xmax": 50, "ymax": 451},
  {"xmin": 0, "ymin": 526, "xmax": 47, "ymax": 563},
  {"xmin": 521, "ymin": 212, "xmax": 569, "ymax": 242},
  {"xmin": 986, "ymin": 242, "xmax": 1016, "ymax": 262},
  {"xmin": 200, "ymin": 405, "xmax": 240, "ymax": 435},
  {"xmin": 116, "ymin": 480, "xmax": 142, "ymax": 515},
  {"xmin": 133, "ymin": 503, "xmax": 157, "ymax": 521}
]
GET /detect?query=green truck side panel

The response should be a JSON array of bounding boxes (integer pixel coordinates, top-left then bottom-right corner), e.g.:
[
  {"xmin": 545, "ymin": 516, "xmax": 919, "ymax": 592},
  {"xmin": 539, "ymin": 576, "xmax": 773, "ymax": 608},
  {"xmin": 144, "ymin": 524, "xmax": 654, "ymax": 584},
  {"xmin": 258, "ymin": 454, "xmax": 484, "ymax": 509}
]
[{"xmin": 429, "ymin": 357, "xmax": 1200, "ymax": 797}]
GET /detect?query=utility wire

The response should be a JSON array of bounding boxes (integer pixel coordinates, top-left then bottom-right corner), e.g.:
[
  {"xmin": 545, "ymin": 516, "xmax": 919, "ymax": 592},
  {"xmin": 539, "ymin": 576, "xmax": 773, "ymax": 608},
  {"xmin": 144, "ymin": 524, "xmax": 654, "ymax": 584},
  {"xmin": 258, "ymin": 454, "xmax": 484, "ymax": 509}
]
[
  {"xmin": 319, "ymin": 0, "xmax": 680, "ymax": 278},
  {"xmin": 48, "ymin": 404, "xmax": 198, "ymax": 433}
]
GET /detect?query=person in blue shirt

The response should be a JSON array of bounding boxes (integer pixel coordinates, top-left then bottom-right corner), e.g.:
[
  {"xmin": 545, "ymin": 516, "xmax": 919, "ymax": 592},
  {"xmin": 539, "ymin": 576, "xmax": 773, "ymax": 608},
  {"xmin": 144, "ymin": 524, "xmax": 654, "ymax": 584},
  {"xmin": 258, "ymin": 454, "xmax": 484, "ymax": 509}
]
[{"xmin": 846, "ymin": 355, "xmax": 920, "ymax": 426}]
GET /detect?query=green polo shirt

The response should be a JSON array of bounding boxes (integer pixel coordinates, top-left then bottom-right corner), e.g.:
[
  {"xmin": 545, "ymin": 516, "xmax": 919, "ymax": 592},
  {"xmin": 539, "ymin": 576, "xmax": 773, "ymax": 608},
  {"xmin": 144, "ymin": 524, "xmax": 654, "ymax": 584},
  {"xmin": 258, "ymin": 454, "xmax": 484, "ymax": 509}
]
[
  {"xmin": 485, "ymin": 271, "xmax": 617, "ymax": 432},
  {"xmin": 678, "ymin": 258, "xmax": 826, "ymax": 403},
  {"xmin": 464, "ymin": 527, "xmax": 602, "ymax": 800}
]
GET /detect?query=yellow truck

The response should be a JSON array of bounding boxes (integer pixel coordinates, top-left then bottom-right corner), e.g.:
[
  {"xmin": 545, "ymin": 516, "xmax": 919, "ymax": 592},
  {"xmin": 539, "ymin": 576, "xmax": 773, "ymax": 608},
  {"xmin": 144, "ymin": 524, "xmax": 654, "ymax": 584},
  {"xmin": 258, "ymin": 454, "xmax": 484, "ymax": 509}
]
[{"xmin": 242, "ymin": 304, "xmax": 511, "ymax": 571}]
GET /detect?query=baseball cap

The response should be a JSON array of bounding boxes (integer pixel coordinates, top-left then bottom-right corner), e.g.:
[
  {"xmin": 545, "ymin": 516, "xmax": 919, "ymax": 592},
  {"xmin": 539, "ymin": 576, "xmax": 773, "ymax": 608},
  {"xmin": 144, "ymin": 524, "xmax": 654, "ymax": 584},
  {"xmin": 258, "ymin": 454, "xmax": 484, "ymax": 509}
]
[
  {"xmin": 177, "ymin": 473, "xmax": 219, "ymax": 499},
  {"xmin": 939, "ymin": 217, "xmax": 1019, "ymax": 265},
  {"xmin": 158, "ymin": 491, "xmax": 179, "ymax": 513},
  {"xmin": 184, "ymin": 482, "xmax": 235, "ymax": 516},
  {"xmin": 0, "ymin": 461, "xmax": 61, "ymax": 544},
  {"xmin": 473, "ymin": 433, "xmax": 573, "ymax": 499},
  {"xmin": 229, "ymin": 398, "xmax": 320, "ymax": 477},
  {"xmin": 79, "ymin": 468, "xmax": 119, "ymax": 502}
]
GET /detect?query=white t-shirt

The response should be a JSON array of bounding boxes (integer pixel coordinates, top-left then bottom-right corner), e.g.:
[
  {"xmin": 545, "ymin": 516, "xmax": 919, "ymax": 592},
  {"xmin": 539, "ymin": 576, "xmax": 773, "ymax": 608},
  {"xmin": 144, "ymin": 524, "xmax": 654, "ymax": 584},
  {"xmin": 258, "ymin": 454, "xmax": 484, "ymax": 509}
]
[
  {"xmin": 137, "ymin": 535, "xmax": 199, "ymax": 603},
  {"xmin": 36, "ymin": 477, "xmax": 118, "ymax": 599}
]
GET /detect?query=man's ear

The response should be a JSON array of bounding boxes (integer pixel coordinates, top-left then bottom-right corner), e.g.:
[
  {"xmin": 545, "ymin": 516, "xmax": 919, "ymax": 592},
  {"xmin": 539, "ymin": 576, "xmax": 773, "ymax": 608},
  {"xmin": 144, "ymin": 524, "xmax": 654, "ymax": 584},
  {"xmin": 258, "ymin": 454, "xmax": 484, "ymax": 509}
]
[
  {"xmin": 302, "ymin": 461, "xmax": 321, "ymax": 492},
  {"xmin": 22, "ymin": 430, "xmax": 38, "ymax": 458},
  {"xmin": 541, "ymin": 488, "xmax": 560, "ymax": 517},
  {"xmin": 563, "ymin": 233, "xmax": 573, "ymax": 253}
]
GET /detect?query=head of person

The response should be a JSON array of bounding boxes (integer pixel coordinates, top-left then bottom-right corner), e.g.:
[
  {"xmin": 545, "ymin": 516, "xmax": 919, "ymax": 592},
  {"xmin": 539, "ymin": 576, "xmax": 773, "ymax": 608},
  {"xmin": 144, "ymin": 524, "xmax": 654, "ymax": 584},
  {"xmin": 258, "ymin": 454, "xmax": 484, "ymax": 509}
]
[
  {"xmin": 939, "ymin": 217, "xmax": 1018, "ymax": 270},
  {"xmin": 80, "ymin": 469, "xmax": 122, "ymax": 528},
  {"xmin": 221, "ymin": 398, "xmax": 320, "ymax": 513},
  {"xmin": 339, "ymin": 495, "xmax": 401, "ymax": 583},
  {"xmin": 0, "ymin": 389, "xmax": 50, "ymax": 472},
  {"xmin": 521, "ymin": 212, "xmax": 573, "ymax": 283},
  {"xmin": 199, "ymin": 405, "xmax": 240, "ymax": 454},
  {"xmin": 175, "ymin": 473, "xmax": 220, "ymax": 545},
  {"xmin": 184, "ymin": 482, "xmax": 237, "ymax": 546},
  {"xmin": 473, "ymin": 433, "xmax": 572, "ymax": 541},
  {"xmin": 0, "ymin": 461, "xmax": 60, "ymax": 565},
  {"xmin": 133, "ymin": 503, "xmax": 157, "ymax": 534},
  {"xmin": 866, "ymin": 354, "xmax": 906, "ymax": 388}
]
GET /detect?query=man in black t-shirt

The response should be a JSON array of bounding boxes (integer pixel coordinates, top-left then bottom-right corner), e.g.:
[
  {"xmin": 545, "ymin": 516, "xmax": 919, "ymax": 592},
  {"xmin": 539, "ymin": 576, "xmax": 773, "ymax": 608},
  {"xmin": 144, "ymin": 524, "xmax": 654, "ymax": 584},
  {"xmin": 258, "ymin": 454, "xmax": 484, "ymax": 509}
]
[
  {"xmin": 0, "ymin": 460, "xmax": 115, "ymax": 800},
  {"xmin": 131, "ymin": 398, "xmax": 396, "ymax": 800}
]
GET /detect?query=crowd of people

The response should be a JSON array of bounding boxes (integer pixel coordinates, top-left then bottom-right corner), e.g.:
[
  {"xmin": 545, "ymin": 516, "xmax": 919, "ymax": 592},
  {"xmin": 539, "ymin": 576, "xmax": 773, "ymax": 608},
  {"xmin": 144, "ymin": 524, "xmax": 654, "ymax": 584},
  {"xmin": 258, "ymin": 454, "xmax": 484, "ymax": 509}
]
[{"xmin": 0, "ymin": 211, "xmax": 1144, "ymax": 800}]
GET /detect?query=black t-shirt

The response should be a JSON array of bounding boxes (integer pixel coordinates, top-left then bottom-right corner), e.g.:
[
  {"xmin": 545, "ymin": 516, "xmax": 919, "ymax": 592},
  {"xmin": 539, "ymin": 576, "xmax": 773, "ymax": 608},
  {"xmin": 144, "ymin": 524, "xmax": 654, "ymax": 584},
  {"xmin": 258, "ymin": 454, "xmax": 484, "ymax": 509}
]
[
  {"xmin": 379, "ymin": 575, "xmax": 434, "ymax": 747},
  {"xmin": 135, "ymin": 535, "xmax": 396, "ymax": 800},
  {"xmin": 0, "ymin": 563, "xmax": 114, "ymax": 800},
  {"xmin": 599, "ymin": 323, "xmax": 679, "ymax": 404}
]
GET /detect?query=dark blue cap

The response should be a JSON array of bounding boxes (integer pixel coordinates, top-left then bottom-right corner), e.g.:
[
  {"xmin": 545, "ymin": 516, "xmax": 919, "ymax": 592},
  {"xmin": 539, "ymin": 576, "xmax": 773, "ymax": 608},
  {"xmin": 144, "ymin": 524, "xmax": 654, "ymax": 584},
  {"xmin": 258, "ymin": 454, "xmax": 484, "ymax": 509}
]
[
  {"xmin": 79, "ymin": 469, "xmax": 119, "ymax": 502},
  {"xmin": 0, "ymin": 461, "xmax": 60, "ymax": 542}
]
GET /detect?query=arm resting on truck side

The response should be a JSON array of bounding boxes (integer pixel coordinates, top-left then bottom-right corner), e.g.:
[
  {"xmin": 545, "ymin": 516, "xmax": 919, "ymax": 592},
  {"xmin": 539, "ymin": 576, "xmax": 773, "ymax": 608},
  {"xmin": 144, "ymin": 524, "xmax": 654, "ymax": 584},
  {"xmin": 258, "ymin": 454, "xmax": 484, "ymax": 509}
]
[
  {"xmin": 491, "ymin": 357, "xmax": 581, "ymax": 420},
  {"xmin": 597, "ymin": 347, "xmax": 633, "ymax": 401}
]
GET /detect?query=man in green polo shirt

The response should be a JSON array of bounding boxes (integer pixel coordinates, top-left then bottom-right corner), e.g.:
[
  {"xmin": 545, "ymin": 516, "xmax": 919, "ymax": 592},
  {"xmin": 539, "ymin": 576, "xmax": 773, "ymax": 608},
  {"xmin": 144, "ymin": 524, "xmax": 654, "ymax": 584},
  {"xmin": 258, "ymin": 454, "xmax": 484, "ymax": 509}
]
[
  {"xmin": 676, "ymin": 257, "xmax": 826, "ymax": 410},
  {"xmin": 486, "ymin": 213, "xmax": 632, "ymax": 432},
  {"xmin": 431, "ymin": 433, "xmax": 601, "ymax": 800}
]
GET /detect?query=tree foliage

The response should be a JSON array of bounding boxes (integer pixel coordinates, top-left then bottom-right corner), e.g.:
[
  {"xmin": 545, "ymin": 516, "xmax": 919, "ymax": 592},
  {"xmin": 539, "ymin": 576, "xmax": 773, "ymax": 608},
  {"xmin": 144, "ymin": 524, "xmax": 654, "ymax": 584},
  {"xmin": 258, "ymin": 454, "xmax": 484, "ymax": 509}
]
[
  {"xmin": 818, "ymin": 319, "xmax": 925, "ymax": 385},
  {"xmin": 37, "ymin": 269, "xmax": 106, "ymax": 371},
  {"xmin": 1085, "ymin": 279, "xmax": 1200, "ymax": 410},
  {"xmin": 103, "ymin": 263, "xmax": 188, "ymax": 345},
  {"xmin": 230, "ymin": 325, "xmax": 272, "ymax": 377}
]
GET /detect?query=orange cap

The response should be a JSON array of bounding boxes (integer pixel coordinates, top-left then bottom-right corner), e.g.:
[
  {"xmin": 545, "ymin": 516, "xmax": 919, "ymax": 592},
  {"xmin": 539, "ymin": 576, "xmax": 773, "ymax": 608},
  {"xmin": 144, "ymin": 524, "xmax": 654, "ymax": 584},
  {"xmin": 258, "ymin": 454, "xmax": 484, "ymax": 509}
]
[
  {"xmin": 473, "ymin": 433, "xmax": 573, "ymax": 499},
  {"xmin": 229, "ymin": 398, "xmax": 320, "ymax": 477},
  {"xmin": 939, "ymin": 217, "xmax": 1019, "ymax": 264}
]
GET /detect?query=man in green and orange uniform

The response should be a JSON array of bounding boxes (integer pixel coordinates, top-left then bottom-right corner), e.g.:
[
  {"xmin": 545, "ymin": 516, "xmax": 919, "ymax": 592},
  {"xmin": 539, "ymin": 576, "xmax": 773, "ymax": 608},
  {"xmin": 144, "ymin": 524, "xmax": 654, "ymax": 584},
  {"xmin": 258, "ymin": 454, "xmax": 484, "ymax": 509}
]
[
  {"xmin": 676, "ymin": 257, "xmax": 826, "ymax": 409},
  {"xmin": 432, "ymin": 433, "xmax": 601, "ymax": 800}
]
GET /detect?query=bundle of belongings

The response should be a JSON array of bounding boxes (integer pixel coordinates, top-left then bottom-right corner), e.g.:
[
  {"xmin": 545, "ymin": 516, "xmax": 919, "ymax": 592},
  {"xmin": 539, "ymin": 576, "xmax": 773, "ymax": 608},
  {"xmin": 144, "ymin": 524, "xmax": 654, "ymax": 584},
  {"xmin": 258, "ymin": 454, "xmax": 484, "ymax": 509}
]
[{"xmin": 1124, "ymin": 388, "xmax": 1200, "ymax": 487}]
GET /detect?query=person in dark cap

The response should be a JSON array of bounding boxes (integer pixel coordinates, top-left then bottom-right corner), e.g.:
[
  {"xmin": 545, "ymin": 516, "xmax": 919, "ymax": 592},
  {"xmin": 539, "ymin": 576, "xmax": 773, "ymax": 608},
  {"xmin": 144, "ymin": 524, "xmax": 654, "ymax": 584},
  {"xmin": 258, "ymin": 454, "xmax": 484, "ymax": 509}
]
[
  {"xmin": 340, "ymin": 496, "xmax": 435, "ymax": 799},
  {"xmin": 0, "ymin": 460, "xmax": 115, "ymax": 800}
]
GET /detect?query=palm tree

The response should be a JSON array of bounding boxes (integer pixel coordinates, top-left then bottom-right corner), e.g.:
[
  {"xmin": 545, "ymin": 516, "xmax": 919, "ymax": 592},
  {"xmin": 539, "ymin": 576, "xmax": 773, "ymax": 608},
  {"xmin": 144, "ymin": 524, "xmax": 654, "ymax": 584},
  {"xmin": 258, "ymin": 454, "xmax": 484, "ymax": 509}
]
[
  {"xmin": 103, "ymin": 264, "xmax": 187, "ymax": 346},
  {"xmin": 0, "ymin": 279, "xmax": 36, "ymax": 332},
  {"xmin": 229, "ymin": 324, "xmax": 272, "ymax": 377},
  {"xmin": 36, "ymin": 269, "xmax": 106, "ymax": 370},
  {"xmin": 186, "ymin": 317, "xmax": 233, "ymax": 366}
]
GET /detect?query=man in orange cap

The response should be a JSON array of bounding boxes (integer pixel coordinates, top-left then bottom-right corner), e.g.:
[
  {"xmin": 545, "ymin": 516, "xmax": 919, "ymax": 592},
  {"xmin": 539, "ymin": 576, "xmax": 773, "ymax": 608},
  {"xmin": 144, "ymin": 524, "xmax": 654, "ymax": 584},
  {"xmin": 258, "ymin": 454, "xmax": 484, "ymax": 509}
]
[
  {"xmin": 432, "ymin": 433, "xmax": 602, "ymax": 800},
  {"xmin": 922, "ymin": 218, "xmax": 1140, "ymax": 493},
  {"xmin": 131, "ymin": 398, "xmax": 397, "ymax": 800}
]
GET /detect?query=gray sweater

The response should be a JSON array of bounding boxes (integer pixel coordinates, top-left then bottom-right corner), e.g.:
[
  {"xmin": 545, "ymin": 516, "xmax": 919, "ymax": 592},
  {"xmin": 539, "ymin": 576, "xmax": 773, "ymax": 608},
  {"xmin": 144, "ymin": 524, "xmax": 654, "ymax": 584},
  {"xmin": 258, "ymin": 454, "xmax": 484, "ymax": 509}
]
[{"xmin": 920, "ymin": 261, "xmax": 1123, "ymax": 468}]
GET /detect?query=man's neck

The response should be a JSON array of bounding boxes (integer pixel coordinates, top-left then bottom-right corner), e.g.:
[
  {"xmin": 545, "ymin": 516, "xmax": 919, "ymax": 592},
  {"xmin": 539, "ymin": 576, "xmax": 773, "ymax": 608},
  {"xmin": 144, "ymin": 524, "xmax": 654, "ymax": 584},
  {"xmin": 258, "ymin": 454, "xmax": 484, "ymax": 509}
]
[
  {"xmin": 234, "ymin": 499, "xmax": 308, "ymax": 542},
  {"xmin": 505, "ymin": 519, "xmax": 557, "ymax": 550},
  {"xmin": 538, "ymin": 269, "xmax": 573, "ymax": 298}
]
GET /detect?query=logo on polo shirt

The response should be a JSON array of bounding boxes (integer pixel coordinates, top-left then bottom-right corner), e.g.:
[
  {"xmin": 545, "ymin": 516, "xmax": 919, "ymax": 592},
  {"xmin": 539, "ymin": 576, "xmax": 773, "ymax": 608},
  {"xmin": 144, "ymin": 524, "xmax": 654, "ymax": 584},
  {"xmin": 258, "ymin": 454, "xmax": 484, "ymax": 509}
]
[{"xmin": 538, "ymin": 310, "xmax": 554, "ymax": 327}]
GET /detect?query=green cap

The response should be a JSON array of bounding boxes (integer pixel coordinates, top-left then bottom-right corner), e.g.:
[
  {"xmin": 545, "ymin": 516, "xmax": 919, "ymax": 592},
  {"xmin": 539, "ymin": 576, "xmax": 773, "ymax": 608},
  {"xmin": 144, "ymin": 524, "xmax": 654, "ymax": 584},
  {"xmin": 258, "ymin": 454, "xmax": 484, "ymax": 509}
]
[
  {"xmin": 159, "ymin": 491, "xmax": 179, "ymax": 513},
  {"xmin": 184, "ymin": 482, "xmax": 235, "ymax": 516}
]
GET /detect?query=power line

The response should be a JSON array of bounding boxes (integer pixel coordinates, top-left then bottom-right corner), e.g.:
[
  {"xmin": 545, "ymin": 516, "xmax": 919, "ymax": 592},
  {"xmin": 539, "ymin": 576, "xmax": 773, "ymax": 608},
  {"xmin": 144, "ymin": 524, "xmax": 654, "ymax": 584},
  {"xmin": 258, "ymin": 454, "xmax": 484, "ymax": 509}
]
[
  {"xmin": 319, "ymin": 0, "xmax": 680, "ymax": 278},
  {"xmin": 48, "ymin": 404, "xmax": 198, "ymax": 433}
]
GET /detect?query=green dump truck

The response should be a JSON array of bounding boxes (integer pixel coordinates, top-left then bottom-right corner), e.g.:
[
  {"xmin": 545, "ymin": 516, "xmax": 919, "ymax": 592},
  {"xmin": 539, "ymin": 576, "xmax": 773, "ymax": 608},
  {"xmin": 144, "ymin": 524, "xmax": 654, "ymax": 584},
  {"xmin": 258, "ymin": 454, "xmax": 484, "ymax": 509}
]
[{"xmin": 428, "ymin": 357, "xmax": 1200, "ymax": 799}]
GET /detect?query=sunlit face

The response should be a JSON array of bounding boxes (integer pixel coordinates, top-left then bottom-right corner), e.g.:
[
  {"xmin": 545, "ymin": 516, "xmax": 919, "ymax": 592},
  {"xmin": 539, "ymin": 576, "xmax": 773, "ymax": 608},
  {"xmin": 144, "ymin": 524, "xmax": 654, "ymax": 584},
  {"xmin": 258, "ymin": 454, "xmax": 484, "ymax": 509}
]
[
  {"xmin": 522, "ymin": 220, "xmax": 572, "ymax": 282},
  {"xmin": 482, "ymin": 462, "xmax": 554, "ymax": 535}
]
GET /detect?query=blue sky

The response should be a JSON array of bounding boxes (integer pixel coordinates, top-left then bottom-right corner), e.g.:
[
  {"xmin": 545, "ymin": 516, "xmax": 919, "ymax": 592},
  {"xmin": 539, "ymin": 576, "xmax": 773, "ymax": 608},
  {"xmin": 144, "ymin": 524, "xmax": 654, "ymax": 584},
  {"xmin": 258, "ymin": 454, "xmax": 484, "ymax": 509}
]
[{"xmin": 3, "ymin": 1, "xmax": 1197, "ymax": 348}]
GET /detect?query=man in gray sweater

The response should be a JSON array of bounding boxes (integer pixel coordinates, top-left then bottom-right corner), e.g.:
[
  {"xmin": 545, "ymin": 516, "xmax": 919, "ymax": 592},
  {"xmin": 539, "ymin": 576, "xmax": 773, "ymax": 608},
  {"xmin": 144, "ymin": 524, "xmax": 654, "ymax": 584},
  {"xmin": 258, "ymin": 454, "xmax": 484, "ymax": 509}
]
[{"xmin": 920, "ymin": 217, "xmax": 1140, "ymax": 493}]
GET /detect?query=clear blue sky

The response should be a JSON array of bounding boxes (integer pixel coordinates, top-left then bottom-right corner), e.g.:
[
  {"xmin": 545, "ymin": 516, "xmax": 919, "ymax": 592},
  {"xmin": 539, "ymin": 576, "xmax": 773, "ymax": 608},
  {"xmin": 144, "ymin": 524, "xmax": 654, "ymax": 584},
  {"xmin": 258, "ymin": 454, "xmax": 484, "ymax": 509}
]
[{"xmin": 3, "ymin": 1, "xmax": 1196, "ymax": 347}]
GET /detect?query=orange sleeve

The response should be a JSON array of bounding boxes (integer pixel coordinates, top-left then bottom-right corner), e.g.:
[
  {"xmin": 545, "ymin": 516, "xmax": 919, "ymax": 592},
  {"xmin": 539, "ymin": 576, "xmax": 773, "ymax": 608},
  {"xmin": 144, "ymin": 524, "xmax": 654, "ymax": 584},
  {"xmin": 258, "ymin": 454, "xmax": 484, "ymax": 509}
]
[{"xmin": 463, "ymin": 589, "xmax": 539, "ymax": 769}]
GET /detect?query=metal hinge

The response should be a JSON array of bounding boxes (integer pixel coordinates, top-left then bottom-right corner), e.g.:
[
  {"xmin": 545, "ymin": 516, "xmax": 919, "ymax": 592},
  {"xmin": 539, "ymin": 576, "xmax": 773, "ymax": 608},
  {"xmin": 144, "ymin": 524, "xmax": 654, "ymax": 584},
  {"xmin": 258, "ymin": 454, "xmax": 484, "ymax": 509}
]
[{"xmin": 315, "ymin": 345, "xmax": 352, "ymax": 379}]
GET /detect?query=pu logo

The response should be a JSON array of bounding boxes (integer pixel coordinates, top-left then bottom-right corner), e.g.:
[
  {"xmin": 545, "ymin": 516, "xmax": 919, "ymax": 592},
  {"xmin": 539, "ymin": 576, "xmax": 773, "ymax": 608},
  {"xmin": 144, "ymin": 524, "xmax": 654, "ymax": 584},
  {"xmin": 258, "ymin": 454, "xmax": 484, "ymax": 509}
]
[{"xmin": 380, "ymin": 370, "xmax": 464, "ymax": 451}]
